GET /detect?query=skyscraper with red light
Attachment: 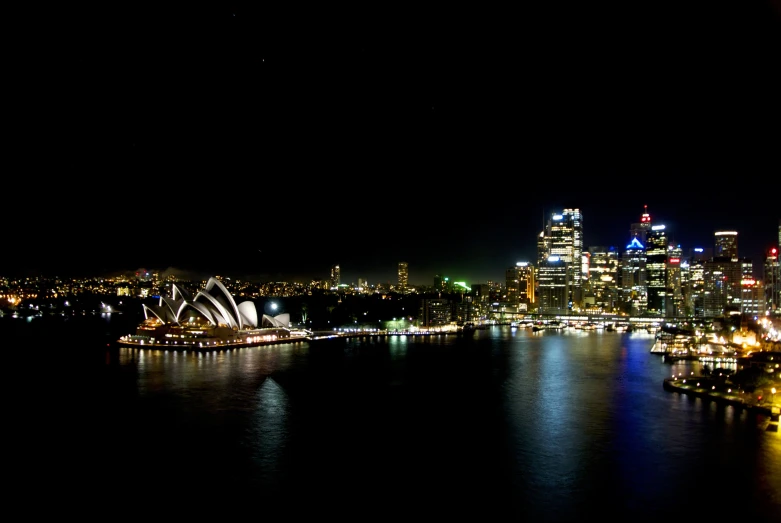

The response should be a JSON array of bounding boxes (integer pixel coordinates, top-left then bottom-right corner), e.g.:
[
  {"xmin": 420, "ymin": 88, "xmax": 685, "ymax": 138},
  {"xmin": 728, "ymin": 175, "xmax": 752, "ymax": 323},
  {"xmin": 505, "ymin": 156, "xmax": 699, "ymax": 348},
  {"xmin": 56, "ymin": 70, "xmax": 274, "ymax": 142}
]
[
  {"xmin": 765, "ymin": 245, "xmax": 780, "ymax": 315},
  {"xmin": 629, "ymin": 205, "xmax": 652, "ymax": 245}
]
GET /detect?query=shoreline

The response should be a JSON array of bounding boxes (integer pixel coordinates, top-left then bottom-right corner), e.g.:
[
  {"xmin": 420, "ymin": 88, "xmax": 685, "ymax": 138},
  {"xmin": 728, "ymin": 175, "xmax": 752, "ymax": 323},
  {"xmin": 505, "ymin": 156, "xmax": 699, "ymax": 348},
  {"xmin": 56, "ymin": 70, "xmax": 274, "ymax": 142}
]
[
  {"xmin": 663, "ymin": 378, "xmax": 779, "ymax": 418},
  {"xmin": 114, "ymin": 329, "xmax": 462, "ymax": 351}
]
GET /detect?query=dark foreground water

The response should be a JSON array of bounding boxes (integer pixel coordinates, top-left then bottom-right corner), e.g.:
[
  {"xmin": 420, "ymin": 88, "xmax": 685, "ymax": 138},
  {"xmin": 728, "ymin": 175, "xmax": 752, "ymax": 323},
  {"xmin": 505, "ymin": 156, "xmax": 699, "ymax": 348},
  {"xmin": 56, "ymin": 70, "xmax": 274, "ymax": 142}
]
[{"xmin": 8, "ymin": 314, "xmax": 780, "ymax": 521}]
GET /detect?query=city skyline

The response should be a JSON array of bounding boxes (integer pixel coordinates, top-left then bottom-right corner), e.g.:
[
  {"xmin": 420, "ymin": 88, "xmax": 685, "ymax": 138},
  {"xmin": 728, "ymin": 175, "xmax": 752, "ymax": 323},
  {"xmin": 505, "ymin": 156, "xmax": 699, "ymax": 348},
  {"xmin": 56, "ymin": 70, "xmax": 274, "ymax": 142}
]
[
  {"xmin": 8, "ymin": 4, "xmax": 779, "ymax": 284},
  {"xmin": 4, "ymin": 195, "xmax": 777, "ymax": 286}
]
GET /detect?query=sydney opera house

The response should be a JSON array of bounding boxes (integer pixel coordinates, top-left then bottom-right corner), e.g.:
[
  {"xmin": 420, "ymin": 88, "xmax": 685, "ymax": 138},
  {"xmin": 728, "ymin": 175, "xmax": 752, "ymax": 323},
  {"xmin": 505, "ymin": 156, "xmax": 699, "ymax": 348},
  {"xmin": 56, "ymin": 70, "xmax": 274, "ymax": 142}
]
[{"xmin": 117, "ymin": 277, "xmax": 308, "ymax": 349}]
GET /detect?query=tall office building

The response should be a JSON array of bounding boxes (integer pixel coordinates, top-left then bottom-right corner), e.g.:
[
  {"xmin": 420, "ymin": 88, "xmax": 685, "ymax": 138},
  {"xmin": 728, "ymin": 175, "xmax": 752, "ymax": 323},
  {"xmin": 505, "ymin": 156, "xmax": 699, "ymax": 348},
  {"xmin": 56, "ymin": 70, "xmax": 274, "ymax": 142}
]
[
  {"xmin": 764, "ymin": 247, "xmax": 780, "ymax": 316},
  {"xmin": 434, "ymin": 274, "xmax": 452, "ymax": 294},
  {"xmin": 536, "ymin": 231, "xmax": 550, "ymax": 266},
  {"xmin": 646, "ymin": 225, "xmax": 669, "ymax": 316},
  {"xmin": 629, "ymin": 205, "xmax": 652, "ymax": 245},
  {"xmin": 685, "ymin": 255, "xmax": 706, "ymax": 318},
  {"xmin": 773, "ymin": 219, "xmax": 781, "ymax": 316},
  {"xmin": 330, "ymin": 264, "xmax": 341, "ymax": 289},
  {"xmin": 621, "ymin": 239, "xmax": 647, "ymax": 315},
  {"xmin": 620, "ymin": 207, "xmax": 652, "ymax": 316},
  {"xmin": 537, "ymin": 256, "xmax": 569, "ymax": 314},
  {"xmin": 398, "ymin": 262, "xmax": 408, "ymax": 294},
  {"xmin": 581, "ymin": 250, "xmax": 591, "ymax": 294},
  {"xmin": 703, "ymin": 256, "xmax": 744, "ymax": 317},
  {"xmin": 517, "ymin": 262, "xmax": 535, "ymax": 307},
  {"xmin": 505, "ymin": 265, "xmax": 520, "ymax": 305},
  {"xmin": 714, "ymin": 231, "xmax": 738, "ymax": 259},
  {"xmin": 666, "ymin": 244, "xmax": 685, "ymax": 317},
  {"xmin": 538, "ymin": 208, "xmax": 583, "ymax": 311},
  {"xmin": 740, "ymin": 279, "xmax": 766, "ymax": 317},
  {"xmin": 419, "ymin": 298, "xmax": 452, "ymax": 327},
  {"xmin": 505, "ymin": 262, "xmax": 535, "ymax": 311},
  {"xmin": 587, "ymin": 246, "xmax": 619, "ymax": 313}
]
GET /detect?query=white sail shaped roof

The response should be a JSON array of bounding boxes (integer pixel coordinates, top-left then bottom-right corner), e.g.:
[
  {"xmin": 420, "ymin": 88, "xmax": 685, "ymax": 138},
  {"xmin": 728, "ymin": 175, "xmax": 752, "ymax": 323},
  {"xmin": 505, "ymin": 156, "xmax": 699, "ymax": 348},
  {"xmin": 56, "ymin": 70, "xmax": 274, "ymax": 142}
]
[
  {"xmin": 140, "ymin": 277, "xmax": 262, "ymax": 330},
  {"xmin": 262, "ymin": 313, "xmax": 290, "ymax": 328}
]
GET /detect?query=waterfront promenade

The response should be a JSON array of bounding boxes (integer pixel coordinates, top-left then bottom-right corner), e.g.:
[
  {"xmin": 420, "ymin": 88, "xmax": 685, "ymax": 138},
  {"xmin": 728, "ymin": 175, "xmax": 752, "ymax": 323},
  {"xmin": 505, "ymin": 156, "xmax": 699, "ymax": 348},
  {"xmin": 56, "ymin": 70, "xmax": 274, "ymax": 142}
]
[
  {"xmin": 663, "ymin": 375, "xmax": 780, "ymax": 422},
  {"xmin": 115, "ymin": 328, "xmax": 459, "ymax": 350}
]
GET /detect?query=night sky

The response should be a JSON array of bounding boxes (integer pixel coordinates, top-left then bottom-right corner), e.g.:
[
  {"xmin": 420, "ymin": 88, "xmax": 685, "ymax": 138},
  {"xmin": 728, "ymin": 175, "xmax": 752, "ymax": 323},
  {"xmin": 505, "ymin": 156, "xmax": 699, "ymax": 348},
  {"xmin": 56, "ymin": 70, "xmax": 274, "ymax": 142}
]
[{"xmin": 7, "ymin": 3, "xmax": 780, "ymax": 284}]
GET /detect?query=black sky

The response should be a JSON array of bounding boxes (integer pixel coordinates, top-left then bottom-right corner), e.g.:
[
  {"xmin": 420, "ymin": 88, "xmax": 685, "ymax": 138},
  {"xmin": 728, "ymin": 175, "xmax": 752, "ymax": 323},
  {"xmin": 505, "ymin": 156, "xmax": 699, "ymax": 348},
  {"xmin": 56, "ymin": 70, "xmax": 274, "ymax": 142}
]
[{"xmin": 6, "ymin": 3, "xmax": 780, "ymax": 284}]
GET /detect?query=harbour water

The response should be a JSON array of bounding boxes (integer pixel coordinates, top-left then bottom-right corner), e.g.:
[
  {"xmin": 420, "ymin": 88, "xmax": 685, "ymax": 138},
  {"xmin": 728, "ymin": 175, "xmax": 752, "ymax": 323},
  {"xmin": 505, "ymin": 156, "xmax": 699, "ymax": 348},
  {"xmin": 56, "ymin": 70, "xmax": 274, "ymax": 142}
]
[{"xmin": 8, "ymin": 314, "xmax": 780, "ymax": 520}]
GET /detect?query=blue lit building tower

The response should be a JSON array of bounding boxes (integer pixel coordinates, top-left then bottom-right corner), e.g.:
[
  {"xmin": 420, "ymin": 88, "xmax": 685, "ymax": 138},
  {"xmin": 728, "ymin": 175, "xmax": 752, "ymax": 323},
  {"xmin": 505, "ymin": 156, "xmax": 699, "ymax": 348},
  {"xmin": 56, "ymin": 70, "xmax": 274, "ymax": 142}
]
[
  {"xmin": 619, "ymin": 207, "xmax": 652, "ymax": 316},
  {"xmin": 621, "ymin": 237, "xmax": 647, "ymax": 316},
  {"xmin": 630, "ymin": 205, "xmax": 652, "ymax": 245}
]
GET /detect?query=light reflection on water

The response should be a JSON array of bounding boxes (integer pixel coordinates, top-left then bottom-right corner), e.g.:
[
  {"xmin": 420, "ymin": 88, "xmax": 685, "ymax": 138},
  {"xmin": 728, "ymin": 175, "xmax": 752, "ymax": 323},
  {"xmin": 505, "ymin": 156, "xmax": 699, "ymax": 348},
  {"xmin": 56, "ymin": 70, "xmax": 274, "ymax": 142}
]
[{"xmin": 51, "ymin": 328, "xmax": 781, "ymax": 518}]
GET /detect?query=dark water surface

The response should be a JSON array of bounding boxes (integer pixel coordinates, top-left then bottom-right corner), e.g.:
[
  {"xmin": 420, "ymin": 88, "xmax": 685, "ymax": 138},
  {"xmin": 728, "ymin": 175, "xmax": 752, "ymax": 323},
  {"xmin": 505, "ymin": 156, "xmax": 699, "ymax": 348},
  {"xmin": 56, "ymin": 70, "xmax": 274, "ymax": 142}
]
[{"xmin": 9, "ymin": 315, "xmax": 780, "ymax": 520}]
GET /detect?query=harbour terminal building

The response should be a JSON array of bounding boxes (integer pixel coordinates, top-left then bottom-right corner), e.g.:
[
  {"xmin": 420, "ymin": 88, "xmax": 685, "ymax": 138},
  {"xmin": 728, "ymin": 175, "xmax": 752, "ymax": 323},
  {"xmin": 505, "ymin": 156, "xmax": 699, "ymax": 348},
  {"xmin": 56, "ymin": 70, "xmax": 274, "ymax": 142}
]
[{"xmin": 118, "ymin": 277, "xmax": 306, "ymax": 349}]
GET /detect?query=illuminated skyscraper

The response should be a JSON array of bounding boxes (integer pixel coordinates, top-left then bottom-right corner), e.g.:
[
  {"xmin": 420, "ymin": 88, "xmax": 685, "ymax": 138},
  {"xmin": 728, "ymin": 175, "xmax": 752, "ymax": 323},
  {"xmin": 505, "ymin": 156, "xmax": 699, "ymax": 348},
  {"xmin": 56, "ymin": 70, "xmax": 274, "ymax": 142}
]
[
  {"xmin": 646, "ymin": 225, "xmax": 669, "ymax": 316},
  {"xmin": 629, "ymin": 205, "xmax": 652, "ymax": 245},
  {"xmin": 621, "ymin": 238, "xmax": 648, "ymax": 316},
  {"xmin": 714, "ymin": 231, "xmax": 738, "ymax": 259},
  {"xmin": 765, "ymin": 246, "xmax": 780, "ymax": 315},
  {"xmin": 398, "ymin": 262, "xmax": 408, "ymax": 294},
  {"xmin": 620, "ymin": 207, "xmax": 653, "ymax": 316},
  {"xmin": 517, "ymin": 262, "xmax": 535, "ymax": 307},
  {"xmin": 538, "ymin": 208, "xmax": 583, "ymax": 311},
  {"xmin": 505, "ymin": 265, "xmax": 520, "ymax": 305},
  {"xmin": 330, "ymin": 264, "xmax": 340, "ymax": 289},
  {"xmin": 505, "ymin": 262, "xmax": 535, "ymax": 311},
  {"xmin": 685, "ymin": 255, "xmax": 706, "ymax": 318},
  {"xmin": 586, "ymin": 246, "xmax": 619, "ymax": 313},
  {"xmin": 666, "ymin": 244, "xmax": 685, "ymax": 317},
  {"xmin": 537, "ymin": 256, "xmax": 569, "ymax": 314},
  {"xmin": 703, "ymin": 256, "xmax": 743, "ymax": 317}
]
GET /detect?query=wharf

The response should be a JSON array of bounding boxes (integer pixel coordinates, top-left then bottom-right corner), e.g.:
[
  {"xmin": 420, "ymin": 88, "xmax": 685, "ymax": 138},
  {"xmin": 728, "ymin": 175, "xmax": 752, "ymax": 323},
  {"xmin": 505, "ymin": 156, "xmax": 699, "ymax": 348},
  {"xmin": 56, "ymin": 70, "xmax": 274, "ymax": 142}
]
[
  {"xmin": 663, "ymin": 377, "xmax": 779, "ymax": 420},
  {"xmin": 115, "ymin": 329, "xmax": 459, "ymax": 351}
]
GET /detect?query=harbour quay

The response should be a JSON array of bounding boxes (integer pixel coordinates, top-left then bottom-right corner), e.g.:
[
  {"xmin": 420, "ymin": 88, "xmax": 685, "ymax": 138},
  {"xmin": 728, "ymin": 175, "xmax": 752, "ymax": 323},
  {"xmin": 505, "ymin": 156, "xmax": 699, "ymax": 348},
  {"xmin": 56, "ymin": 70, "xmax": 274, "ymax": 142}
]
[{"xmin": 663, "ymin": 376, "xmax": 780, "ymax": 422}]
